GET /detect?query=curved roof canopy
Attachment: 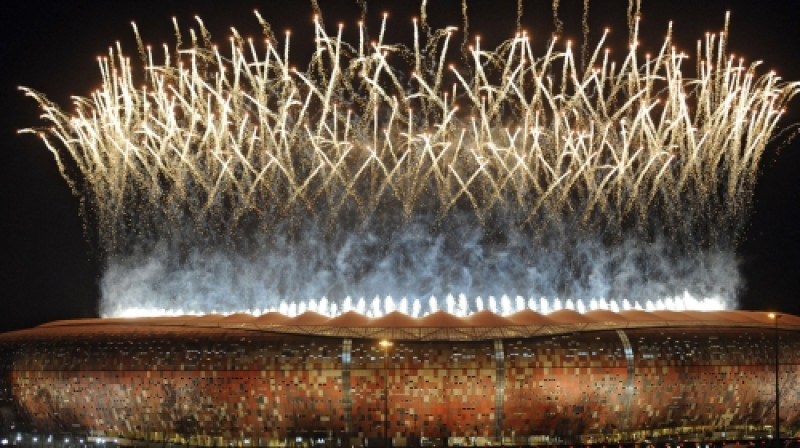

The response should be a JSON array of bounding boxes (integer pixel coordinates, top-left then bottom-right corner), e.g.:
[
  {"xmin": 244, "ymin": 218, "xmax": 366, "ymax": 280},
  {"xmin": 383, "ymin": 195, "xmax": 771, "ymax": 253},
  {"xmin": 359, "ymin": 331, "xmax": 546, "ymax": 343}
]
[{"xmin": 1, "ymin": 310, "xmax": 797, "ymax": 342}]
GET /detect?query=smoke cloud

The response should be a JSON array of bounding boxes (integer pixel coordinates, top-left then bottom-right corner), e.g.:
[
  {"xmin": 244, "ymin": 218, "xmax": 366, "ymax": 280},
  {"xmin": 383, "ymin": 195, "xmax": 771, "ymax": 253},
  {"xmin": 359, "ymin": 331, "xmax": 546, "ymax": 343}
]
[{"xmin": 100, "ymin": 213, "xmax": 740, "ymax": 316}]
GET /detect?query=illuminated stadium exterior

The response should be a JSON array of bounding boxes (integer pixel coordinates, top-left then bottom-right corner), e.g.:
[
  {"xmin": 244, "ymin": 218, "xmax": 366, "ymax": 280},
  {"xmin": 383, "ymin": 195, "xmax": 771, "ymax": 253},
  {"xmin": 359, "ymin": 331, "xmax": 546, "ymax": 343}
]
[{"xmin": 1, "ymin": 310, "xmax": 799, "ymax": 447}]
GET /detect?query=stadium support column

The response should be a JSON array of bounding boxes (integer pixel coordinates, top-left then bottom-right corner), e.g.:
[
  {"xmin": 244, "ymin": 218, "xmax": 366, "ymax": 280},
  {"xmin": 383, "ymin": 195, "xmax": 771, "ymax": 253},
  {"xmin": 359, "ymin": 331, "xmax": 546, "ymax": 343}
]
[
  {"xmin": 616, "ymin": 330, "xmax": 635, "ymax": 436},
  {"xmin": 380, "ymin": 340, "xmax": 393, "ymax": 448},
  {"xmin": 493, "ymin": 340, "xmax": 505, "ymax": 443},
  {"xmin": 769, "ymin": 313, "xmax": 781, "ymax": 448},
  {"xmin": 342, "ymin": 339, "xmax": 353, "ymax": 444}
]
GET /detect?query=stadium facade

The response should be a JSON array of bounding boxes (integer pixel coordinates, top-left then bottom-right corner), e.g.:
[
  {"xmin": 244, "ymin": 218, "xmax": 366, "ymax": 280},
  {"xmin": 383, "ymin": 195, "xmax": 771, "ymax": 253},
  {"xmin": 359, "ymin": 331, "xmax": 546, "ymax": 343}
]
[{"xmin": 0, "ymin": 310, "xmax": 799, "ymax": 447}]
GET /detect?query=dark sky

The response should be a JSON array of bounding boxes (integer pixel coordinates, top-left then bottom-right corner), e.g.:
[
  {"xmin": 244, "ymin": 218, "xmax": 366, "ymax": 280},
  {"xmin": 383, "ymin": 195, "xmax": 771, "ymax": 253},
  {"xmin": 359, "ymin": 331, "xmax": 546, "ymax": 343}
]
[{"xmin": 1, "ymin": 0, "xmax": 798, "ymax": 333}]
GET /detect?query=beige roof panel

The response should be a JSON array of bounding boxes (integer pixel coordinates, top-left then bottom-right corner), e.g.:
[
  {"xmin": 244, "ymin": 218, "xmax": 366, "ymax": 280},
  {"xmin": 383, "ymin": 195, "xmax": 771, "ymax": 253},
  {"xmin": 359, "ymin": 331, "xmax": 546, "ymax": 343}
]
[{"xmin": 3, "ymin": 310, "xmax": 798, "ymax": 342}]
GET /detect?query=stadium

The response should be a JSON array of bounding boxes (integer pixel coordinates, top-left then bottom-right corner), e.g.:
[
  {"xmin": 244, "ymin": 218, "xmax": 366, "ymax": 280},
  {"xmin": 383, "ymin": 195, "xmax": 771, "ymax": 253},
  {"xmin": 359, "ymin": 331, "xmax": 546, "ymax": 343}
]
[
  {"xmin": 1, "ymin": 310, "xmax": 799, "ymax": 448},
  {"xmin": 6, "ymin": 0, "xmax": 800, "ymax": 446}
]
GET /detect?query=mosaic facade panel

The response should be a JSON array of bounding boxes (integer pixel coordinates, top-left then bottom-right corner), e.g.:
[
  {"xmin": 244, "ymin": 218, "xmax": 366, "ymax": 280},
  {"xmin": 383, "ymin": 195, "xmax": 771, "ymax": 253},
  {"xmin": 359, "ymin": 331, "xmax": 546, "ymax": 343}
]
[{"xmin": 1, "ymin": 326, "xmax": 799, "ymax": 445}]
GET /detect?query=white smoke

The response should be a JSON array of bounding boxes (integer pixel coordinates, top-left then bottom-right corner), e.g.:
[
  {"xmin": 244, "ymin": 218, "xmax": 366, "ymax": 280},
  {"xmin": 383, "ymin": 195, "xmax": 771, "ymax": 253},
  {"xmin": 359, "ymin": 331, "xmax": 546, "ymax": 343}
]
[{"xmin": 100, "ymin": 214, "xmax": 738, "ymax": 317}]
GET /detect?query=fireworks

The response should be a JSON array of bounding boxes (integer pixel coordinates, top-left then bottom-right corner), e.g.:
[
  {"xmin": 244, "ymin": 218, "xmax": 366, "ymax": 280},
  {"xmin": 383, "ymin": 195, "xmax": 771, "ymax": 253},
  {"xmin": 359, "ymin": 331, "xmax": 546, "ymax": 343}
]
[{"xmin": 20, "ymin": 2, "xmax": 798, "ymax": 317}]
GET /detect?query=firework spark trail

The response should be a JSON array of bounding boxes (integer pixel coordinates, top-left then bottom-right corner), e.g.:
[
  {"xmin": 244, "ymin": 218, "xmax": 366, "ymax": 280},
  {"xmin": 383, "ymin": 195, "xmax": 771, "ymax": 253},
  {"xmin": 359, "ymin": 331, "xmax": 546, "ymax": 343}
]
[{"xmin": 20, "ymin": 4, "xmax": 799, "ymax": 317}]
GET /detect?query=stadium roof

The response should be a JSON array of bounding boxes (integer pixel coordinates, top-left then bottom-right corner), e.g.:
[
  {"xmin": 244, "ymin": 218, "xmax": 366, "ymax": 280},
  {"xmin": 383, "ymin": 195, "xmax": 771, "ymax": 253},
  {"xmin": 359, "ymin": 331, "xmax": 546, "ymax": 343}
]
[{"xmin": 1, "ymin": 310, "xmax": 798, "ymax": 341}]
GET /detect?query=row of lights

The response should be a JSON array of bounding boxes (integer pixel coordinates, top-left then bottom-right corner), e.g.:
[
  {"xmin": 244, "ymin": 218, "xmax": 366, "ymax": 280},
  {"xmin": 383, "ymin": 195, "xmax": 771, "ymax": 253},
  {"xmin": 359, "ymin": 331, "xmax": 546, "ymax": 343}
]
[{"xmin": 0, "ymin": 435, "xmax": 120, "ymax": 446}]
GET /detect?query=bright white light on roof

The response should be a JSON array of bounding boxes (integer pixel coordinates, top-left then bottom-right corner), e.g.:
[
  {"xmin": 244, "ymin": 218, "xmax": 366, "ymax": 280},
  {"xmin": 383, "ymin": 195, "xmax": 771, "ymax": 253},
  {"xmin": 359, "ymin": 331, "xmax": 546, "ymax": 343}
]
[{"xmin": 108, "ymin": 292, "xmax": 725, "ymax": 318}]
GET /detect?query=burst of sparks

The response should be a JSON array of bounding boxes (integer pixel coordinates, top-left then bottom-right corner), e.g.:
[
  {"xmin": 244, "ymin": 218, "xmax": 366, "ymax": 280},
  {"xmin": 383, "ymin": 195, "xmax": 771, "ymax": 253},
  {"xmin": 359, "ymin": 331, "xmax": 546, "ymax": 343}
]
[{"xmin": 19, "ymin": 5, "xmax": 799, "ymax": 318}]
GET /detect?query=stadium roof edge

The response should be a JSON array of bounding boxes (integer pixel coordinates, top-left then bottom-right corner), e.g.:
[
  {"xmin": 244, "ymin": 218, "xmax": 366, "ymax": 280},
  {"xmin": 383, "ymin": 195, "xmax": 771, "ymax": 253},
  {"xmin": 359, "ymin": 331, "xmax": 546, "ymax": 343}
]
[{"xmin": 1, "ymin": 310, "xmax": 797, "ymax": 342}]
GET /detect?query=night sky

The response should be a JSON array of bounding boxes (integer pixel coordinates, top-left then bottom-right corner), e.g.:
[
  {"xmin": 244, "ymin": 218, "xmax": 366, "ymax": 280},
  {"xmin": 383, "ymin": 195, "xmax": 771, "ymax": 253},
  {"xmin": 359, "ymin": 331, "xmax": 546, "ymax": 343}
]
[{"xmin": 1, "ymin": 0, "xmax": 798, "ymax": 333}]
